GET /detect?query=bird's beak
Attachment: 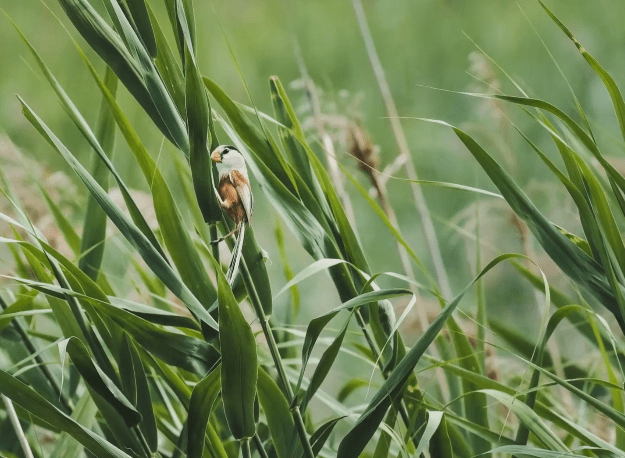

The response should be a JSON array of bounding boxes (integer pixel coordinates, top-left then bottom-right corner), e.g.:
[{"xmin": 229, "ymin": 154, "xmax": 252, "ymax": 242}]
[{"xmin": 211, "ymin": 149, "xmax": 222, "ymax": 163}]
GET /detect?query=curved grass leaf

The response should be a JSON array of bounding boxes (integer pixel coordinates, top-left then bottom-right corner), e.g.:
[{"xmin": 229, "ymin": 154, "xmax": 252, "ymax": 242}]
[
  {"xmin": 58, "ymin": 337, "xmax": 142, "ymax": 427},
  {"xmin": 0, "ymin": 369, "xmax": 132, "ymax": 458},
  {"xmin": 7, "ymin": 275, "xmax": 219, "ymax": 375},
  {"xmin": 7, "ymin": 14, "xmax": 167, "ymax": 263},
  {"xmin": 479, "ymin": 390, "xmax": 567, "ymax": 451},
  {"xmin": 300, "ymin": 314, "xmax": 352, "ymax": 414},
  {"xmin": 297, "ymin": 288, "xmax": 412, "ymax": 394},
  {"xmin": 309, "ymin": 416, "xmax": 345, "ymax": 457},
  {"xmin": 539, "ymin": 1, "xmax": 625, "ymax": 143},
  {"xmin": 83, "ymin": 56, "xmax": 219, "ymax": 310},
  {"xmin": 422, "ymin": 119, "xmax": 625, "ymax": 331}
]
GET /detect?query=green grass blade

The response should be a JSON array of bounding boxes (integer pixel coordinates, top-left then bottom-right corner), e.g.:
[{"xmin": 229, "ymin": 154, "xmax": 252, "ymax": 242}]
[
  {"xmin": 124, "ymin": 0, "xmax": 156, "ymax": 58},
  {"xmin": 119, "ymin": 334, "xmax": 158, "ymax": 451},
  {"xmin": 425, "ymin": 119, "xmax": 625, "ymax": 330},
  {"xmin": 300, "ymin": 314, "xmax": 351, "ymax": 414},
  {"xmin": 540, "ymin": 1, "xmax": 625, "ymax": 143},
  {"xmin": 85, "ymin": 61, "xmax": 218, "ymax": 309},
  {"xmin": 8, "ymin": 18, "xmax": 168, "ymax": 263}
]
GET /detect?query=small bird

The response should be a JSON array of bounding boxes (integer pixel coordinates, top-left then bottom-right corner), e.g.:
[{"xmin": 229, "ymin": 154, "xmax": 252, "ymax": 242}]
[{"xmin": 210, "ymin": 145, "xmax": 254, "ymax": 283}]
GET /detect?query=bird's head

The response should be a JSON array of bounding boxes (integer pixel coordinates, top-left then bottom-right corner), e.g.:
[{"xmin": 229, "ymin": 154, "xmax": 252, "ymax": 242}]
[{"xmin": 211, "ymin": 145, "xmax": 246, "ymax": 173}]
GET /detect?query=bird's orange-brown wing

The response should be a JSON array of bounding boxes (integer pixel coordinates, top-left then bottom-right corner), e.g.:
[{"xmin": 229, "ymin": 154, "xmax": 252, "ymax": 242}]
[
  {"xmin": 230, "ymin": 170, "xmax": 253, "ymax": 223},
  {"xmin": 218, "ymin": 175, "xmax": 247, "ymax": 223}
]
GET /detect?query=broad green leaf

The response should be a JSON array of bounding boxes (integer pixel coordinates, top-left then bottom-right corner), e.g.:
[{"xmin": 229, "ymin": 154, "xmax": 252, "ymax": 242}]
[
  {"xmin": 428, "ymin": 415, "xmax": 454, "ymax": 458},
  {"xmin": 217, "ymin": 263, "xmax": 258, "ymax": 439},
  {"xmin": 414, "ymin": 411, "xmax": 444, "ymax": 456},
  {"xmin": 147, "ymin": 3, "xmax": 185, "ymax": 113},
  {"xmin": 187, "ymin": 364, "xmax": 221, "ymax": 458},
  {"xmin": 49, "ymin": 392, "xmax": 97, "ymax": 458},
  {"xmin": 257, "ymin": 367, "xmax": 298, "ymax": 458}
]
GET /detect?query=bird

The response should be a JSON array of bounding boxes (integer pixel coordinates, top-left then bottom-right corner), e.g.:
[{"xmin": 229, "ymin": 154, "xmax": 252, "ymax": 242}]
[{"xmin": 210, "ymin": 145, "xmax": 254, "ymax": 284}]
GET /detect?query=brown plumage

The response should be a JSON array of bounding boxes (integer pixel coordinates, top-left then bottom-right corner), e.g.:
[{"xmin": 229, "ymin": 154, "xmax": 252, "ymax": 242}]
[{"xmin": 217, "ymin": 170, "xmax": 252, "ymax": 224}]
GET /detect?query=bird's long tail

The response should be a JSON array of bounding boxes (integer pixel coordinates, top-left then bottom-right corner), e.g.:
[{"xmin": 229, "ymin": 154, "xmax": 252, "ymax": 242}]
[{"xmin": 226, "ymin": 222, "xmax": 245, "ymax": 286}]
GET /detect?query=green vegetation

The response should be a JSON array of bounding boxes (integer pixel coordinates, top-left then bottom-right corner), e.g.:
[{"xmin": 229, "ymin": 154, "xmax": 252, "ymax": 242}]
[{"xmin": 1, "ymin": 0, "xmax": 625, "ymax": 457}]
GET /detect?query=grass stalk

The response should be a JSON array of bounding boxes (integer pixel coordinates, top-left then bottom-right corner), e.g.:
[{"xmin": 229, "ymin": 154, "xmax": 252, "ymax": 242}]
[
  {"xmin": 238, "ymin": 258, "xmax": 315, "ymax": 458},
  {"xmin": 2, "ymin": 394, "xmax": 34, "ymax": 458},
  {"xmin": 253, "ymin": 434, "xmax": 269, "ymax": 458},
  {"xmin": 0, "ymin": 296, "xmax": 74, "ymax": 414},
  {"xmin": 241, "ymin": 438, "xmax": 251, "ymax": 458},
  {"xmin": 351, "ymin": 0, "xmax": 452, "ymax": 299}
]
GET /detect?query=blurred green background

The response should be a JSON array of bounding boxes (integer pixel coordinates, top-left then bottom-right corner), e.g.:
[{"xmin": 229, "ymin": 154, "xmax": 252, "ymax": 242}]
[{"xmin": 2, "ymin": 0, "xmax": 625, "ymax": 337}]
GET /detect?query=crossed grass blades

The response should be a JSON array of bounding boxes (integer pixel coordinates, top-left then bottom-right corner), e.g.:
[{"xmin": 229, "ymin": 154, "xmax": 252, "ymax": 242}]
[{"xmin": 1, "ymin": 0, "xmax": 625, "ymax": 457}]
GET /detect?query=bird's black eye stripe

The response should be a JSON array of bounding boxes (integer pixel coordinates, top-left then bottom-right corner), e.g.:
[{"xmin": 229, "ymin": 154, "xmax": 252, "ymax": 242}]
[{"xmin": 221, "ymin": 145, "xmax": 237, "ymax": 155}]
